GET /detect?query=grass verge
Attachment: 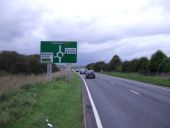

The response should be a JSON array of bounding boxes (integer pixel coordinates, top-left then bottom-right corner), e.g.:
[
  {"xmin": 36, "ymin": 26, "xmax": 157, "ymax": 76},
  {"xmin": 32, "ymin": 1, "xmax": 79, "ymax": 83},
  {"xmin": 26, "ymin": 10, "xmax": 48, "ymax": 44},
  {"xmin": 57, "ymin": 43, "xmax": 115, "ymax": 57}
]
[
  {"xmin": 0, "ymin": 71, "xmax": 65, "ymax": 95},
  {"xmin": 103, "ymin": 72, "xmax": 170, "ymax": 88},
  {"xmin": 0, "ymin": 73, "xmax": 82, "ymax": 128}
]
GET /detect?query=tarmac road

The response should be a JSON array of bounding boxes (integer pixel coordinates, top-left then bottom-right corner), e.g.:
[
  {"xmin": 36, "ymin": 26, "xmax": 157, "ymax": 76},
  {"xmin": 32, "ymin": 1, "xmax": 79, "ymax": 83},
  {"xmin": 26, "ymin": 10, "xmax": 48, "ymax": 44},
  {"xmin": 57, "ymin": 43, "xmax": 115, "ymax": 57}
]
[{"xmin": 81, "ymin": 73, "xmax": 170, "ymax": 128}]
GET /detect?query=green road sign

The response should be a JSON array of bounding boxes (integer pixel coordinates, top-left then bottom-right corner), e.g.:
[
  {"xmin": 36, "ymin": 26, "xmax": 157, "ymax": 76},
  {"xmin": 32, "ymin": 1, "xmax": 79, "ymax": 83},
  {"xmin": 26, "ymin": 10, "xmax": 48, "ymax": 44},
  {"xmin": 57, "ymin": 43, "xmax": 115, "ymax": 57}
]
[{"xmin": 40, "ymin": 41, "xmax": 77, "ymax": 63}]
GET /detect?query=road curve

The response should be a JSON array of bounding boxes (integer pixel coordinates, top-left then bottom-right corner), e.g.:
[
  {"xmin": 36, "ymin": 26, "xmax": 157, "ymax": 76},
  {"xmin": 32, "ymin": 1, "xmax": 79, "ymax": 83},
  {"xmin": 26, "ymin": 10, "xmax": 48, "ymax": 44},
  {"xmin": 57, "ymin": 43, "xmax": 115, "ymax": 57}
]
[{"xmin": 81, "ymin": 73, "xmax": 170, "ymax": 128}]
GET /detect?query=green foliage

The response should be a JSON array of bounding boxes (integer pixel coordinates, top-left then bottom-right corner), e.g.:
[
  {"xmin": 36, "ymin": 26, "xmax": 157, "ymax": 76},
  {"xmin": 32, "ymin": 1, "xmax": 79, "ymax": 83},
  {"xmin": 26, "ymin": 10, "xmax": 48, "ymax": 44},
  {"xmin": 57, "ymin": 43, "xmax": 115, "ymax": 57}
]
[
  {"xmin": 86, "ymin": 63, "xmax": 95, "ymax": 70},
  {"xmin": 27, "ymin": 54, "xmax": 45, "ymax": 74},
  {"xmin": 0, "ymin": 74, "xmax": 82, "ymax": 128},
  {"xmin": 109, "ymin": 55, "xmax": 122, "ymax": 71},
  {"xmin": 0, "ymin": 51, "xmax": 27, "ymax": 73},
  {"xmin": 93, "ymin": 61, "xmax": 105, "ymax": 72},
  {"xmin": 0, "ymin": 51, "xmax": 59, "ymax": 74},
  {"xmin": 86, "ymin": 61, "xmax": 108, "ymax": 72},
  {"xmin": 137, "ymin": 57, "xmax": 149, "ymax": 74},
  {"xmin": 122, "ymin": 57, "xmax": 149, "ymax": 74},
  {"xmin": 127, "ymin": 59, "xmax": 140, "ymax": 72},
  {"xmin": 149, "ymin": 50, "xmax": 167, "ymax": 73},
  {"xmin": 122, "ymin": 61, "xmax": 128, "ymax": 72},
  {"xmin": 122, "ymin": 60, "xmax": 138, "ymax": 72},
  {"xmin": 158, "ymin": 58, "xmax": 170, "ymax": 73},
  {"xmin": 103, "ymin": 63, "xmax": 109, "ymax": 71},
  {"xmin": 86, "ymin": 50, "xmax": 170, "ymax": 74}
]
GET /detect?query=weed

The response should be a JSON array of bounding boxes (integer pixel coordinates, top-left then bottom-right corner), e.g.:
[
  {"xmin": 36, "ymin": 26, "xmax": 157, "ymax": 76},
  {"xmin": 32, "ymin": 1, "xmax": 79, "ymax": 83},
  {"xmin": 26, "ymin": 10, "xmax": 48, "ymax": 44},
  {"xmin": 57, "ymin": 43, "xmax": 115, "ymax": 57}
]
[
  {"xmin": 0, "ymin": 111, "xmax": 10, "ymax": 128},
  {"xmin": 0, "ymin": 73, "xmax": 82, "ymax": 128}
]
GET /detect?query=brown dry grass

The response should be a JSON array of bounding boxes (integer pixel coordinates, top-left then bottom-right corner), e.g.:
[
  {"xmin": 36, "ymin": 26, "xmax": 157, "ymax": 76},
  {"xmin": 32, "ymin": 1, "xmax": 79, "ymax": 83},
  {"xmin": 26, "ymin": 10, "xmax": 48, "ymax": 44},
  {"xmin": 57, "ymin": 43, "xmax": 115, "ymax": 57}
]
[{"xmin": 0, "ymin": 71, "xmax": 65, "ymax": 95}]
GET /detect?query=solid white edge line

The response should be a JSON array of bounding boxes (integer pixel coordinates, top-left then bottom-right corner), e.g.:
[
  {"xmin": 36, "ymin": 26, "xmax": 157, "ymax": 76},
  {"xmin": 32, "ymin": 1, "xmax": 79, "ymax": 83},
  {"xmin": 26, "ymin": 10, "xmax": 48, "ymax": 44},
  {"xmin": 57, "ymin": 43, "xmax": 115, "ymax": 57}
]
[
  {"xmin": 82, "ymin": 89, "xmax": 87, "ymax": 128},
  {"xmin": 130, "ymin": 90, "xmax": 140, "ymax": 95},
  {"xmin": 80, "ymin": 75, "xmax": 103, "ymax": 128}
]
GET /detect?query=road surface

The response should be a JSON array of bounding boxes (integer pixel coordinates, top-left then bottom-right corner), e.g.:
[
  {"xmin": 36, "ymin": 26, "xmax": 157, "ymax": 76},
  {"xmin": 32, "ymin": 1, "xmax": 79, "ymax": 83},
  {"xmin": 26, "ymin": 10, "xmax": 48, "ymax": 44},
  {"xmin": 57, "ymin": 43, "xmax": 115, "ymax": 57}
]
[{"xmin": 81, "ymin": 73, "xmax": 170, "ymax": 128}]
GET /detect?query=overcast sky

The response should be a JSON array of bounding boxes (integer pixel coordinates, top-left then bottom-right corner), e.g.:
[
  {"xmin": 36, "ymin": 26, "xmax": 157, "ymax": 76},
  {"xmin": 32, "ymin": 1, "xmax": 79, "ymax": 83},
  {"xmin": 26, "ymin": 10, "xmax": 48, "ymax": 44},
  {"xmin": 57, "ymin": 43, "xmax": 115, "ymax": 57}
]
[{"xmin": 0, "ymin": 0, "xmax": 170, "ymax": 65}]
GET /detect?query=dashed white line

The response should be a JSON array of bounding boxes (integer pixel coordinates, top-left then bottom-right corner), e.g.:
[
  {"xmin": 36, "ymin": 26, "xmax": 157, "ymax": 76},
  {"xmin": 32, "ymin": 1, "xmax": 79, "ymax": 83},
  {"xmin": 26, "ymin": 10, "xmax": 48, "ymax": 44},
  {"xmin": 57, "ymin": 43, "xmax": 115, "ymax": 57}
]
[
  {"xmin": 130, "ymin": 90, "xmax": 140, "ymax": 95},
  {"xmin": 110, "ymin": 81, "xmax": 115, "ymax": 85},
  {"xmin": 80, "ymin": 75, "xmax": 103, "ymax": 128}
]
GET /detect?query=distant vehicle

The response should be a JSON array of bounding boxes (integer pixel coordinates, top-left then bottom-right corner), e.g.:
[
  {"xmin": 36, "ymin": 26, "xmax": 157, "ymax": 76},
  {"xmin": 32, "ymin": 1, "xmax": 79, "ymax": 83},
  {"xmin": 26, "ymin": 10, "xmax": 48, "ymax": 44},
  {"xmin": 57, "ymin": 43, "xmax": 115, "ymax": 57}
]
[
  {"xmin": 86, "ymin": 70, "xmax": 95, "ymax": 79},
  {"xmin": 75, "ymin": 69, "xmax": 79, "ymax": 72},
  {"xmin": 80, "ymin": 69, "xmax": 86, "ymax": 74},
  {"xmin": 71, "ymin": 69, "xmax": 75, "ymax": 72}
]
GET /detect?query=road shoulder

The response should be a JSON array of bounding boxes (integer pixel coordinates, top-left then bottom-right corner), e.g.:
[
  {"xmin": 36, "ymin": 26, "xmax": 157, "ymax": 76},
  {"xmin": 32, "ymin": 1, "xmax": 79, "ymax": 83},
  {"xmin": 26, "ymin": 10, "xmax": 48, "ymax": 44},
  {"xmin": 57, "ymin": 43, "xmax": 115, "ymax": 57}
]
[{"xmin": 79, "ymin": 75, "xmax": 98, "ymax": 128}]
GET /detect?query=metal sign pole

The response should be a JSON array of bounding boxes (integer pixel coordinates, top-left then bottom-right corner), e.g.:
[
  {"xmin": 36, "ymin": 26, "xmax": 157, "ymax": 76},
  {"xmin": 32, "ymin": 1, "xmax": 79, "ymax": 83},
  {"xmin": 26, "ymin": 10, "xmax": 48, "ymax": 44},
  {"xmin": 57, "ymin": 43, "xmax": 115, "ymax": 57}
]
[
  {"xmin": 66, "ymin": 64, "xmax": 72, "ymax": 83},
  {"xmin": 41, "ymin": 41, "xmax": 77, "ymax": 82},
  {"xmin": 47, "ymin": 63, "xmax": 52, "ymax": 81}
]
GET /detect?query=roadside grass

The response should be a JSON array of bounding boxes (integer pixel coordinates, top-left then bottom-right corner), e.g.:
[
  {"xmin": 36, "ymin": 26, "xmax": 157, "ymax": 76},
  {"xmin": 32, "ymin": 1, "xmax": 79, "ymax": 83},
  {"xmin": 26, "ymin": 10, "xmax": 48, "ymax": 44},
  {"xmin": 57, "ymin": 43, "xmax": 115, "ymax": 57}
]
[
  {"xmin": 0, "ymin": 71, "xmax": 65, "ymax": 95},
  {"xmin": 103, "ymin": 72, "xmax": 170, "ymax": 88},
  {"xmin": 0, "ymin": 73, "xmax": 82, "ymax": 128}
]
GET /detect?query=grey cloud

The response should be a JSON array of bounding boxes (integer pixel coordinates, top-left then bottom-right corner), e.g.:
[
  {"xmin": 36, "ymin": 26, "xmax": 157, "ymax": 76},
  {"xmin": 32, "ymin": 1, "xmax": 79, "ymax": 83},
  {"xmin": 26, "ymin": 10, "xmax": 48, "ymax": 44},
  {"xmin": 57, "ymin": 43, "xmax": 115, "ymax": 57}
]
[
  {"xmin": 42, "ymin": 18, "xmax": 124, "ymax": 45},
  {"xmin": 42, "ymin": 15, "xmax": 170, "ymax": 48},
  {"xmin": 126, "ymin": 22, "xmax": 170, "ymax": 38},
  {"xmin": 0, "ymin": 1, "xmax": 44, "ymax": 42},
  {"xmin": 0, "ymin": 0, "xmax": 170, "ymax": 65}
]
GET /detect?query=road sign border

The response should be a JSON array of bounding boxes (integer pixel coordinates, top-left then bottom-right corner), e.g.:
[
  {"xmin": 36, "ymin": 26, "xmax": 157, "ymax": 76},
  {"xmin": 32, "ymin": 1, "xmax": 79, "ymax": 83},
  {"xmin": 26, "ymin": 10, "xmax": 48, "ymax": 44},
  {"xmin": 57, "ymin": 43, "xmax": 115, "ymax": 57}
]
[{"xmin": 40, "ymin": 41, "xmax": 77, "ymax": 64}]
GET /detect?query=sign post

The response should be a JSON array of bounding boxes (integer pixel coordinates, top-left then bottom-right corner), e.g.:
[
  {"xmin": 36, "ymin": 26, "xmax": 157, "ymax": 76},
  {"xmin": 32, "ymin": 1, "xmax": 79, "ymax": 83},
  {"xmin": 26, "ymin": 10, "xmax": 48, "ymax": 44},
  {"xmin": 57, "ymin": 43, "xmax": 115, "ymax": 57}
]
[
  {"xmin": 40, "ymin": 41, "xmax": 77, "ymax": 81},
  {"xmin": 47, "ymin": 63, "xmax": 52, "ymax": 81}
]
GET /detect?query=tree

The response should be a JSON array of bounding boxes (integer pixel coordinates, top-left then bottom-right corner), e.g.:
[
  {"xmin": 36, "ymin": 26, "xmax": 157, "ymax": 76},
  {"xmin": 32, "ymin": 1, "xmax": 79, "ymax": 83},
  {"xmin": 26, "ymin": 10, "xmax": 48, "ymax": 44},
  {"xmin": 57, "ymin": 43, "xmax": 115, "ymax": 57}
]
[
  {"xmin": 0, "ymin": 51, "xmax": 59, "ymax": 74},
  {"xmin": 138, "ymin": 57, "xmax": 149, "ymax": 74},
  {"xmin": 126, "ymin": 59, "xmax": 140, "ymax": 72},
  {"xmin": 86, "ymin": 63, "xmax": 95, "ymax": 70},
  {"xmin": 158, "ymin": 58, "xmax": 170, "ymax": 73},
  {"xmin": 28, "ymin": 55, "xmax": 45, "ymax": 74},
  {"xmin": 122, "ymin": 59, "xmax": 140, "ymax": 72},
  {"xmin": 122, "ymin": 61, "xmax": 130, "ymax": 72},
  {"xmin": 163, "ymin": 58, "xmax": 170, "ymax": 72},
  {"xmin": 93, "ymin": 61, "xmax": 105, "ymax": 72},
  {"xmin": 0, "ymin": 51, "xmax": 27, "ymax": 73},
  {"xmin": 13, "ymin": 55, "xmax": 29, "ymax": 73},
  {"xmin": 149, "ymin": 50, "xmax": 167, "ymax": 73},
  {"xmin": 122, "ymin": 59, "xmax": 141, "ymax": 73},
  {"xmin": 103, "ymin": 63, "xmax": 109, "ymax": 71},
  {"xmin": 109, "ymin": 55, "xmax": 122, "ymax": 71}
]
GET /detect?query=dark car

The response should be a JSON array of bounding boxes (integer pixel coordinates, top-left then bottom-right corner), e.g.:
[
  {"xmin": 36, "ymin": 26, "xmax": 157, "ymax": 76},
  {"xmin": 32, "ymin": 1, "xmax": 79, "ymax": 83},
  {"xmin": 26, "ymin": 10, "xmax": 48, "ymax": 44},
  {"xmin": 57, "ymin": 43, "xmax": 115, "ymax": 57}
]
[
  {"xmin": 80, "ymin": 69, "xmax": 86, "ymax": 74},
  {"xmin": 75, "ymin": 69, "xmax": 79, "ymax": 72},
  {"xmin": 86, "ymin": 70, "xmax": 95, "ymax": 79}
]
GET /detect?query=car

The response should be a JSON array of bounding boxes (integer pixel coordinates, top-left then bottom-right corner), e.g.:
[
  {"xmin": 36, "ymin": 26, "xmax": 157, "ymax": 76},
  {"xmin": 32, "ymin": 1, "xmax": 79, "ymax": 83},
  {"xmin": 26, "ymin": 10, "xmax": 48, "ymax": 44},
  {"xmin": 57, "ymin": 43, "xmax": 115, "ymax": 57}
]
[
  {"xmin": 80, "ymin": 69, "xmax": 86, "ymax": 74},
  {"xmin": 71, "ymin": 69, "xmax": 75, "ymax": 72},
  {"xmin": 86, "ymin": 70, "xmax": 95, "ymax": 79},
  {"xmin": 75, "ymin": 69, "xmax": 79, "ymax": 72}
]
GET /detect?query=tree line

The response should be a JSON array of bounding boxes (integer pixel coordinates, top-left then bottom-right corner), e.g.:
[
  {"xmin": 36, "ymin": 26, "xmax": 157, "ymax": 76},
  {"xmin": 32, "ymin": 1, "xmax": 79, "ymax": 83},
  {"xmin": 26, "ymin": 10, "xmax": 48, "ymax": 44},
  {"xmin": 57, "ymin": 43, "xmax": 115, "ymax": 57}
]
[
  {"xmin": 0, "ymin": 51, "xmax": 59, "ymax": 74},
  {"xmin": 86, "ymin": 50, "xmax": 170, "ymax": 74}
]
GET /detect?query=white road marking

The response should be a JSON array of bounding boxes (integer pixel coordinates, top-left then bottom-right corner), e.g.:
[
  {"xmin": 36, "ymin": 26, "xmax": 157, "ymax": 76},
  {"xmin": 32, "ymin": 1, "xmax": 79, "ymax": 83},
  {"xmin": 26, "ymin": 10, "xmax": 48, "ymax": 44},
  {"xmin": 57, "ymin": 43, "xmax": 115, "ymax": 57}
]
[
  {"xmin": 47, "ymin": 123, "xmax": 53, "ymax": 127},
  {"xmin": 130, "ymin": 90, "xmax": 140, "ymax": 95},
  {"xmin": 80, "ymin": 75, "xmax": 103, "ymax": 128},
  {"xmin": 110, "ymin": 81, "xmax": 114, "ymax": 85},
  {"xmin": 82, "ymin": 89, "xmax": 87, "ymax": 128},
  {"xmin": 142, "ymin": 83, "xmax": 170, "ymax": 91}
]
